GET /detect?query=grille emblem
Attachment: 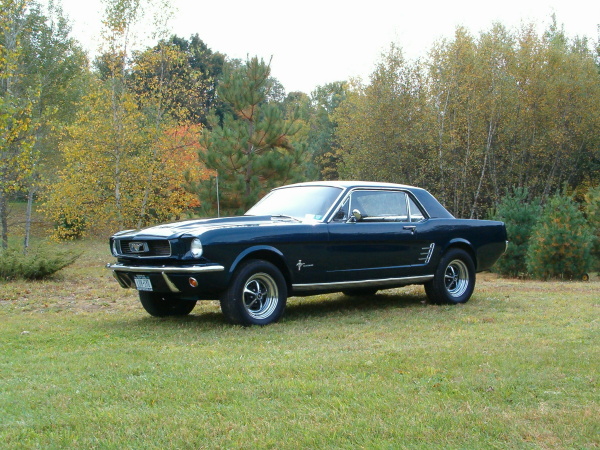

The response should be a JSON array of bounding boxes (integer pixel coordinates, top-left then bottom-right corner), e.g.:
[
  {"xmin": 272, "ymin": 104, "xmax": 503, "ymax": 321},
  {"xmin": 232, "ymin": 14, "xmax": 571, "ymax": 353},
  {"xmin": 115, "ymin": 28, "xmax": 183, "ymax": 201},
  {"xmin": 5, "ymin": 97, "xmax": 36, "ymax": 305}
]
[{"xmin": 129, "ymin": 242, "xmax": 149, "ymax": 253}]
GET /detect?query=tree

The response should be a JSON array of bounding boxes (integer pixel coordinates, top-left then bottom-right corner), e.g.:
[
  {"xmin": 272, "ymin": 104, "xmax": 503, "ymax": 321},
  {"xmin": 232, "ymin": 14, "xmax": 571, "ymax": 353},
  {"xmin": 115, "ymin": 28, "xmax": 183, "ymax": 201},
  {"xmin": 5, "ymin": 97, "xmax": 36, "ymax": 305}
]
[
  {"xmin": 492, "ymin": 187, "xmax": 541, "ymax": 277},
  {"xmin": 584, "ymin": 186, "xmax": 600, "ymax": 271},
  {"xmin": 187, "ymin": 57, "xmax": 308, "ymax": 215},
  {"xmin": 335, "ymin": 44, "xmax": 434, "ymax": 186},
  {"xmin": 132, "ymin": 35, "xmax": 224, "ymax": 126},
  {"xmin": 17, "ymin": 1, "xmax": 88, "ymax": 250},
  {"xmin": 42, "ymin": 0, "xmax": 203, "ymax": 235},
  {"xmin": 334, "ymin": 22, "xmax": 600, "ymax": 218},
  {"xmin": 41, "ymin": 81, "xmax": 201, "ymax": 237},
  {"xmin": 0, "ymin": 0, "xmax": 38, "ymax": 250},
  {"xmin": 308, "ymin": 81, "xmax": 347, "ymax": 180},
  {"xmin": 526, "ymin": 193, "xmax": 595, "ymax": 279},
  {"xmin": 169, "ymin": 34, "xmax": 226, "ymax": 123}
]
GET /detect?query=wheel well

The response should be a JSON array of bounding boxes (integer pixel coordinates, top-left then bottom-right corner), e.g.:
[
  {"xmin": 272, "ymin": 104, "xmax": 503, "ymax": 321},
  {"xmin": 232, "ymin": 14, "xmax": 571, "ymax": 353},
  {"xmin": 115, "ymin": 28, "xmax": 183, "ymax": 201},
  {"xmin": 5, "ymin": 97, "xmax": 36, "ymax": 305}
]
[
  {"xmin": 445, "ymin": 243, "xmax": 477, "ymax": 268},
  {"xmin": 237, "ymin": 250, "xmax": 292, "ymax": 289}
]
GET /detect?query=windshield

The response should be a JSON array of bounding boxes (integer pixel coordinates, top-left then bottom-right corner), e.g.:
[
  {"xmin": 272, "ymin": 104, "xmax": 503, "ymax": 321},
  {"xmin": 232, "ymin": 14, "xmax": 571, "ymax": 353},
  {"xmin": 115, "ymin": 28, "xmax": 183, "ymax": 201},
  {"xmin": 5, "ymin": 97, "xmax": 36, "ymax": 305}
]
[{"xmin": 246, "ymin": 185, "xmax": 343, "ymax": 221}]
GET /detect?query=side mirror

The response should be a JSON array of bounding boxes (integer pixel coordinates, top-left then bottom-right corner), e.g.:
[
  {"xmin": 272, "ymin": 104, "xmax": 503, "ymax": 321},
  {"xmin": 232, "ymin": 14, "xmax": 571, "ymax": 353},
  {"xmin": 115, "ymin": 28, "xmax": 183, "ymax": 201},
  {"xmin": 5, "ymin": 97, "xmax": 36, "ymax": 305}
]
[
  {"xmin": 352, "ymin": 209, "xmax": 363, "ymax": 222},
  {"xmin": 333, "ymin": 209, "xmax": 346, "ymax": 221}
]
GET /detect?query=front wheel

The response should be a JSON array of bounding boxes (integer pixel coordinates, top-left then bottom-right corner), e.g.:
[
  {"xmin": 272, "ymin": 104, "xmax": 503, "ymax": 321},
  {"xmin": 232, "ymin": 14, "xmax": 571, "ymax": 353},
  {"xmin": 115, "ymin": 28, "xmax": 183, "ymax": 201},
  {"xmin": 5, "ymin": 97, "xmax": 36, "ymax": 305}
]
[
  {"xmin": 425, "ymin": 249, "xmax": 475, "ymax": 305},
  {"xmin": 220, "ymin": 260, "xmax": 288, "ymax": 326},
  {"xmin": 139, "ymin": 292, "xmax": 197, "ymax": 317}
]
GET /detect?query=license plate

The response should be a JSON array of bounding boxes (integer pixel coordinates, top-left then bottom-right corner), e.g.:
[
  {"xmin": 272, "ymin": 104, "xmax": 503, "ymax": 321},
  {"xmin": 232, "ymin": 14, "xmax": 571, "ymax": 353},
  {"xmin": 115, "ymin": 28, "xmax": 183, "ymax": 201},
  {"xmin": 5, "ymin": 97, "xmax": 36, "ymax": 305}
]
[{"xmin": 134, "ymin": 275, "xmax": 153, "ymax": 291}]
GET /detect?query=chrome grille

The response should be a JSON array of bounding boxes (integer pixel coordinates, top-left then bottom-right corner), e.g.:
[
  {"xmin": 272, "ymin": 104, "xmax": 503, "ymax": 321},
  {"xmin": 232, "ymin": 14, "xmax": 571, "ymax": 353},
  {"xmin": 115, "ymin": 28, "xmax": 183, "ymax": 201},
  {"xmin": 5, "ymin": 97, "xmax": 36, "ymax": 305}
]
[
  {"xmin": 119, "ymin": 239, "xmax": 171, "ymax": 257},
  {"xmin": 418, "ymin": 243, "xmax": 435, "ymax": 264}
]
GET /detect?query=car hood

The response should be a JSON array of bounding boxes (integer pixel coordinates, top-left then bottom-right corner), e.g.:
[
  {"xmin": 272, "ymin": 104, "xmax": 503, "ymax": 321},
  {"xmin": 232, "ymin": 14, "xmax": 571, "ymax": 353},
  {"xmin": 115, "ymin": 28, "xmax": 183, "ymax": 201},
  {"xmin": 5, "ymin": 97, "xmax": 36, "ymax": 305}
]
[{"xmin": 113, "ymin": 215, "xmax": 302, "ymax": 240}]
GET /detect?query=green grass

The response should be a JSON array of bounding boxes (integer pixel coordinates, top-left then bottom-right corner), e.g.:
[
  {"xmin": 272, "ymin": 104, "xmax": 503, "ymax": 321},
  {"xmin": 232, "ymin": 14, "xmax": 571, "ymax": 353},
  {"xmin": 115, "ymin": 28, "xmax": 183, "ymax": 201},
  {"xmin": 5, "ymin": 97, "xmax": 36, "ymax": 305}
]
[{"xmin": 1, "ymin": 241, "xmax": 598, "ymax": 448}]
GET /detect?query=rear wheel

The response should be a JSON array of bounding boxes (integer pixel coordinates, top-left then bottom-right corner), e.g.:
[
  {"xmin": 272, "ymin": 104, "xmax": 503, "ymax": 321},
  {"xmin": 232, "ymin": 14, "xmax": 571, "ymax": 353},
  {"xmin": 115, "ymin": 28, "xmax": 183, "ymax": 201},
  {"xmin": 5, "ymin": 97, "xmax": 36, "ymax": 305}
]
[
  {"xmin": 220, "ymin": 260, "xmax": 287, "ymax": 326},
  {"xmin": 139, "ymin": 292, "xmax": 197, "ymax": 317},
  {"xmin": 425, "ymin": 249, "xmax": 475, "ymax": 305}
]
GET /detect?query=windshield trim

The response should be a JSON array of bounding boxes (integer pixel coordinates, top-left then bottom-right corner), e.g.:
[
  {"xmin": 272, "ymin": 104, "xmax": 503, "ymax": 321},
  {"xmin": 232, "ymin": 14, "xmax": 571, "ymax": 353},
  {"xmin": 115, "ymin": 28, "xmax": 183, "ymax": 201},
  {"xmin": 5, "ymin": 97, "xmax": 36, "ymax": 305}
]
[{"xmin": 245, "ymin": 185, "xmax": 345, "ymax": 223}]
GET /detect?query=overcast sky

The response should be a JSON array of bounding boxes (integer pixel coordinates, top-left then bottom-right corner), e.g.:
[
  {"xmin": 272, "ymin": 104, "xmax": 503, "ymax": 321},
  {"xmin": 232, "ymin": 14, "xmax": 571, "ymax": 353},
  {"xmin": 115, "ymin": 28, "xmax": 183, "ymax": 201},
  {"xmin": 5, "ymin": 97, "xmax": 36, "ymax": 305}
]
[{"xmin": 44, "ymin": 0, "xmax": 599, "ymax": 94}]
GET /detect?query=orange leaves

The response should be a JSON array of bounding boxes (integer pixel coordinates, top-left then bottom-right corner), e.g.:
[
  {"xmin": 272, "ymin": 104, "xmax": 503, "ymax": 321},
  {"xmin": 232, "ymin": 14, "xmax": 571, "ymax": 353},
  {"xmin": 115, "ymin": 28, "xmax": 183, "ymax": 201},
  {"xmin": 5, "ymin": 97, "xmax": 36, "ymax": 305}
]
[{"xmin": 41, "ymin": 82, "xmax": 210, "ymax": 238}]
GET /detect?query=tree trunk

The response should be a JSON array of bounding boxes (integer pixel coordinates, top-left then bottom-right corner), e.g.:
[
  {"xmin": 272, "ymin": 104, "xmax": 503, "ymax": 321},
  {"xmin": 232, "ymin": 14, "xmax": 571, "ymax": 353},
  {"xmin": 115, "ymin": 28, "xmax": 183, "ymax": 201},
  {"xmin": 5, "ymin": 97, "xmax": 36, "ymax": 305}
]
[
  {"xmin": 470, "ymin": 119, "xmax": 496, "ymax": 219},
  {"xmin": 23, "ymin": 183, "xmax": 35, "ymax": 254},
  {"xmin": 0, "ymin": 191, "xmax": 8, "ymax": 250}
]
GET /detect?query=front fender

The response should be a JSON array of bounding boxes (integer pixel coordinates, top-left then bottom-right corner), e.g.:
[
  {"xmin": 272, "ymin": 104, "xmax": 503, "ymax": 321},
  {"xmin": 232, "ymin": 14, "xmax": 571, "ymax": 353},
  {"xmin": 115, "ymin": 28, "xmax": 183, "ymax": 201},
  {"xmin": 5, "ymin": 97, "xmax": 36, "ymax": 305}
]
[{"xmin": 229, "ymin": 245, "xmax": 286, "ymax": 275}]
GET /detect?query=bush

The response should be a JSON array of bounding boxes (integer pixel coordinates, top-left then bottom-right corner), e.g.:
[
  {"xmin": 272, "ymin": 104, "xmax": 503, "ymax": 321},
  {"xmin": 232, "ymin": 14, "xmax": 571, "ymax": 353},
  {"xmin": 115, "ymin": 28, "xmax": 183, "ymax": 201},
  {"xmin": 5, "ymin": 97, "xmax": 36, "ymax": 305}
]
[
  {"xmin": 584, "ymin": 186, "xmax": 600, "ymax": 271},
  {"xmin": 0, "ymin": 243, "xmax": 80, "ymax": 280},
  {"xmin": 53, "ymin": 214, "xmax": 87, "ymax": 241},
  {"xmin": 526, "ymin": 193, "xmax": 595, "ymax": 280},
  {"xmin": 492, "ymin": 187, "xmax": 541, "ymax": 277}
]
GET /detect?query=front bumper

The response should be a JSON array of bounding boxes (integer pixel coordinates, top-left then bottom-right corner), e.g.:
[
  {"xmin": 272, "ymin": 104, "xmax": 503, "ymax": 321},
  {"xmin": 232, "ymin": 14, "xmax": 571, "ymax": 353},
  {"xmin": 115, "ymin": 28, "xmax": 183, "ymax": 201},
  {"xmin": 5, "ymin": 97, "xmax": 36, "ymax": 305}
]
[{"xmin": 106, "ymin": 263, "xmax": 225, "ymax": 294}]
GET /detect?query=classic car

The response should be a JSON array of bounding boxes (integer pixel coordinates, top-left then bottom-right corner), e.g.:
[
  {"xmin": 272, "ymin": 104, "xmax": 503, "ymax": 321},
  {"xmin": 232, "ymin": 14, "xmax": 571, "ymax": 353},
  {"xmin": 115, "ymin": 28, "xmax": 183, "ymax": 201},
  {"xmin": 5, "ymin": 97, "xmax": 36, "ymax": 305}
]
[{"xmin": 107, "ymin": 181, "xmax": 507, "ymax": 325}]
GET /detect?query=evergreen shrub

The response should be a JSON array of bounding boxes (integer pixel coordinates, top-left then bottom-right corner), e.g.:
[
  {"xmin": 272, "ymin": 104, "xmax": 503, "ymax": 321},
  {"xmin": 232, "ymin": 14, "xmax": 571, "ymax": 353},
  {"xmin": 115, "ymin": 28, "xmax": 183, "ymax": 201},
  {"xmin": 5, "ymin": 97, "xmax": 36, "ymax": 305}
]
[
  {"xmin": 493, "ymin": 187, "xmax": 541, "ymax": 277},
  {"xmin": 0, "ymin": 243, "xmax": 80, "ymax": 280},
  {"xmin": 584, "ymin": 186, "xmax": 600, "ymax": 271},
  {"xmin": 526, "ymin": 193, "xmax": 595, "ymax": 279}
]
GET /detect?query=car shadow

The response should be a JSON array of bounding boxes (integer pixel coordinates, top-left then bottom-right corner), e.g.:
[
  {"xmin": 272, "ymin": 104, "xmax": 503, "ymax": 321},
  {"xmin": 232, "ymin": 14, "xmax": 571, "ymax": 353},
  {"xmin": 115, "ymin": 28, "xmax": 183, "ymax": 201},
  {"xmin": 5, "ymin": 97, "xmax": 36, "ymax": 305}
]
[
  {"xmin": 111, "ymin": 289, "xmax": 430, "ymax": 331},
  {"xmin": 283, "ymin": 290, "xmax": 428, "ymax": 322}
]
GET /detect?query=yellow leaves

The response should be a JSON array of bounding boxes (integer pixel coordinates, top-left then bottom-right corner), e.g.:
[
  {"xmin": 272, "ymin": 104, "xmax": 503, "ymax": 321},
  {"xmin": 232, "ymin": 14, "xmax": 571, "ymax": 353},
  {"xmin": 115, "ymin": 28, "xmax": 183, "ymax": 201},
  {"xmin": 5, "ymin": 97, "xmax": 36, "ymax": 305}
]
[
  {"xmin": 0, "ymin": 96, "xmax": 37, "ymax": 195},
  {"xmin": 41, "ymin": 83, "xmax": 209, "ymax": 238}
]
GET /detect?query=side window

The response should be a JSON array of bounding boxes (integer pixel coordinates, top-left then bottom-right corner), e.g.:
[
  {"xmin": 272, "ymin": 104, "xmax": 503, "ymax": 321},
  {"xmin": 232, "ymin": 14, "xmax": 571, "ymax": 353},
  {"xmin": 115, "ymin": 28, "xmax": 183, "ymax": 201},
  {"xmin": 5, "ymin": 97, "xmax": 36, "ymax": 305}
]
[
  {"xmin": 350, "ymin": 190, "xmax": 408, "ymax": 221},
  {"xmin": 408, "ymin": 196, "xmax": 425, "ymax": 222}
]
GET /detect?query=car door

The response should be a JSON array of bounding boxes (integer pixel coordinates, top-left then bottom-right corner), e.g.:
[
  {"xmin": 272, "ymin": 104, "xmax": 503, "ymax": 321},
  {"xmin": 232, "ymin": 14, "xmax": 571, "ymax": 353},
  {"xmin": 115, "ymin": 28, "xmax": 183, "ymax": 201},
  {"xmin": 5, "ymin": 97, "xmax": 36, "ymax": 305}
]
[{"xmin": 326, "ymin": 189, "xmax": 433, "ymax": 283}]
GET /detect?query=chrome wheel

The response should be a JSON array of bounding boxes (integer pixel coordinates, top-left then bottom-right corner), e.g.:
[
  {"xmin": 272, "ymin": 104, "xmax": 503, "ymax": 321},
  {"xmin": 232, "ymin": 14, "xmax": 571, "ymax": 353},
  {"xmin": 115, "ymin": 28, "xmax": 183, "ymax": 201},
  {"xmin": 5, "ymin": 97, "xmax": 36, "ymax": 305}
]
[
  {"xmin": 444, "ymin": 259, "xmax": 470, "ymax": 298},
  {"xmin": 242, "ymin": 272, "xmax": 279, "ymax": 320}
]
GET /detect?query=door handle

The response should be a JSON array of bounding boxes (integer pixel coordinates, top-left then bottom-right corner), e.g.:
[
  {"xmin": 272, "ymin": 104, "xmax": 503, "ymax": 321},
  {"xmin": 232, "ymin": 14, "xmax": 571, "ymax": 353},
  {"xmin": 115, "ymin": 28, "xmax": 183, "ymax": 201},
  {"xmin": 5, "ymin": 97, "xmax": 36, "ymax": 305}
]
[{"xmin": 403, "ymin": 225, "xmax": 417, "ymax": 234}]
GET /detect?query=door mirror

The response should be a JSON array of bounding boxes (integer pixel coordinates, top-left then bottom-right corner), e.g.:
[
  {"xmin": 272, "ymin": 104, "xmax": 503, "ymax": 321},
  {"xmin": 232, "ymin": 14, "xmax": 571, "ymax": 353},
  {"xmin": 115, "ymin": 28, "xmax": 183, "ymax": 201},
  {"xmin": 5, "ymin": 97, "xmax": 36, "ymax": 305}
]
[{"xmin": 332, "ymin": 209, "xmax": 347, "ymax": 221}]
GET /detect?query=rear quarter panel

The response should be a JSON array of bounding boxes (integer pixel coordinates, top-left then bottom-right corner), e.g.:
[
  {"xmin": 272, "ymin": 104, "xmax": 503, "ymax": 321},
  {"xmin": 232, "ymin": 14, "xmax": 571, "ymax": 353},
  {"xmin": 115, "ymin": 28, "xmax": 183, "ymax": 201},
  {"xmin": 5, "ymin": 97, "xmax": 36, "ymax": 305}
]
[{"xmin": 424, "ymin": 219, "xmax": 507, "ymax": 272}]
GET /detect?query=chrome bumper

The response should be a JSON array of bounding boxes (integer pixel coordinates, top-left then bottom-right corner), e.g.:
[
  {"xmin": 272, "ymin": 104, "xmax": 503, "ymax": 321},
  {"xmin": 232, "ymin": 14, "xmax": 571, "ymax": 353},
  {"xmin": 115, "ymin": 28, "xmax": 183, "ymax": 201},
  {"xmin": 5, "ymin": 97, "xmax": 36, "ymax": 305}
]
[
  {"xmin": 106, "ymin": 263, "xmax": 225, "ymax": 274},
  {"xmin": 105, "ymin": 263, "xmax": 225, "ymax": 293}
]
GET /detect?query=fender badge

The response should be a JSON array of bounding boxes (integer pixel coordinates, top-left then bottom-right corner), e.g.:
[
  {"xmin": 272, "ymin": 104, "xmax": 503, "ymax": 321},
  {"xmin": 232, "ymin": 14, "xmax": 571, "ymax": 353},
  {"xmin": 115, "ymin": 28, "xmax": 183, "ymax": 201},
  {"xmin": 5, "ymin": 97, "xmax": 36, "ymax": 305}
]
[{"xmin": 296, "ymin": 260, "xmax": 314, "ymax": 271}]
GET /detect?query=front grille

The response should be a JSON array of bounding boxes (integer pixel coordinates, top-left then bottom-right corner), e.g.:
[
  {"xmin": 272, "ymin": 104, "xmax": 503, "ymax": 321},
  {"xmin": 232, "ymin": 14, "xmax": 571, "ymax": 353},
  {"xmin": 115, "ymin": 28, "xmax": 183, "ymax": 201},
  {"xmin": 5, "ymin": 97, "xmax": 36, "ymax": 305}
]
[{"xmin": 119, "ymin": 239, "xmax": 171, "ymax": 257}]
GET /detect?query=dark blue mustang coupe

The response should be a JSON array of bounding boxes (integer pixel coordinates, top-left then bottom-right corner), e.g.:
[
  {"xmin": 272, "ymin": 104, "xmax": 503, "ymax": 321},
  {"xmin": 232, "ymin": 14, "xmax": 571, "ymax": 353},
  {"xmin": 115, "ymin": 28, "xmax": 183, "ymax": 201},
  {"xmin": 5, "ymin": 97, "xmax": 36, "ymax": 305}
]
[{"xmin": 107, "ymin": 181, "xmax": 507, "ymax": 325}]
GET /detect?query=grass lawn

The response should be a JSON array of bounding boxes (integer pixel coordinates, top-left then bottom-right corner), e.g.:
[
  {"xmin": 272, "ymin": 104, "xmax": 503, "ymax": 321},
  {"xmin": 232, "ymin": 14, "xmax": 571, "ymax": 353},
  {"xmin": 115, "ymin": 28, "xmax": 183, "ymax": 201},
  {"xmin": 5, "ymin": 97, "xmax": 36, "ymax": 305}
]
[{"xmin": 0, "ymin": 240, "xmax": 598, "ymax": 448}]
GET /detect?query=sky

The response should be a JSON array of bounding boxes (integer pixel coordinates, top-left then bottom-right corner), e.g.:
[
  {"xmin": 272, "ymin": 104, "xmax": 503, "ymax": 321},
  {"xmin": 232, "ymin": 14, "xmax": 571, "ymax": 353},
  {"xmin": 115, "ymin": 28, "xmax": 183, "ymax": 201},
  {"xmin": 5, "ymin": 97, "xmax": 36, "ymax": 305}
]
[{"xmin": 43, "ymin": 0, "xmax": 599, "ymax": 94}]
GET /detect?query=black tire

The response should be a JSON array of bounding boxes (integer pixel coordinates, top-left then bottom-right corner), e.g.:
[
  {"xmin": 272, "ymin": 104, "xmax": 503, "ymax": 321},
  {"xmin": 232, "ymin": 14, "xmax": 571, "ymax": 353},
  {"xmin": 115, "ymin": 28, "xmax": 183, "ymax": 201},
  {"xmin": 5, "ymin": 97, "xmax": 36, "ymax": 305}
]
[
  {"xmin": 425, "ymin": 248, "xmax": 475, "ymax": 305},
  {"xmin": 219, "ymin": 260, "xmax": 287, "ymax": 326},
  {"xmin": 342, "ymin": 288, "xmax": 378, "ymax": 297},
  {"xmin": 139, "ymin": 292, "xmax": 197, "ymax": 317}
]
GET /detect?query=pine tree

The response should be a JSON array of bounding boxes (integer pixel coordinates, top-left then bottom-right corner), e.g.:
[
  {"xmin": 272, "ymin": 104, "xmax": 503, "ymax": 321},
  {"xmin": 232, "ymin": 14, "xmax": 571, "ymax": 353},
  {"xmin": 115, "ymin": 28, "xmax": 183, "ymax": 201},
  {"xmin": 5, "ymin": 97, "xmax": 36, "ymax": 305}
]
[
  {"xmin": 584, "ymin": 186, "xmax": 600, "ymax": 271},
  {"xmin": 187, "ymin": 57, "xmax": 307, "ymax": 215},
  {"xmin": 526, "ymin": 193, "xmax": 595, "ymax": 279},
  {"xmin": 493, "ymin": 187, "xmax": 541, "ymax": 277}
]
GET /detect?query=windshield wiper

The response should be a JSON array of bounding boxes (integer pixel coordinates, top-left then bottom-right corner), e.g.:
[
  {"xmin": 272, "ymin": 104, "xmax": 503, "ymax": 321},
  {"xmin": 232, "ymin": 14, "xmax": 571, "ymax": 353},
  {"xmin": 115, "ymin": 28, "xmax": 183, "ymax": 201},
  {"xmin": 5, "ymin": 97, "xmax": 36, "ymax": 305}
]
[{"xmin": 270, "ymin": 215, "xmax": 301, "ymax": 222}]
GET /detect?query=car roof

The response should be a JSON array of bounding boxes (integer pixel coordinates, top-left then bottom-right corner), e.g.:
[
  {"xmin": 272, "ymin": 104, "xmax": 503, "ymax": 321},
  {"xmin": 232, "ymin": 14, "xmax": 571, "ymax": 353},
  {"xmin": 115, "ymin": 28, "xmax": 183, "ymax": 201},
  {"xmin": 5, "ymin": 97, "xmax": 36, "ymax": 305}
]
[
  {"xmin": 274, "ymin": 181, "xmax": 455, "ymax": 219},
  {"xmin": 277, "ymin": 180, "xmax": 420, "ymax": 190}
]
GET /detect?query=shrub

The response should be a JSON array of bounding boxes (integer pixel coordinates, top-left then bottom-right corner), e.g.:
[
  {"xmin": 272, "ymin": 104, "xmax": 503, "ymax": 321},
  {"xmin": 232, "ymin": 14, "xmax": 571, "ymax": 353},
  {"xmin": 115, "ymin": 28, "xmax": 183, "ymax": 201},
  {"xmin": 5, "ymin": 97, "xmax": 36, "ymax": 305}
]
[
  {"xmin": 0, "ymin": 243, "xmax": 80, "ymax": 280},
  {"xmin": 492, "ymin": 187, "xmax": 541, "ymax": 277},
  {"xmin": 526, "ymin": 193, "xmax": 595, "ymax": 280},
  {"xmin": 53, "ymin": 214, "xmax": 87, "ymax": 241},
  {"xmin": 584, "ymin": 186, "xmax": 600, "ymax": 271}
]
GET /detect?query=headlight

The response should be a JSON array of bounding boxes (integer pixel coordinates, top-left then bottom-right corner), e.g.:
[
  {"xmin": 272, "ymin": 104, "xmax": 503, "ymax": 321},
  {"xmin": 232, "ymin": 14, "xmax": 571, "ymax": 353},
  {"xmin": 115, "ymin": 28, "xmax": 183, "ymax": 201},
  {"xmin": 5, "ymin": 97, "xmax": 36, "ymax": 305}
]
[{"xmin": 190, "ymin": 238, "xmax": 203, "ymax": 258}]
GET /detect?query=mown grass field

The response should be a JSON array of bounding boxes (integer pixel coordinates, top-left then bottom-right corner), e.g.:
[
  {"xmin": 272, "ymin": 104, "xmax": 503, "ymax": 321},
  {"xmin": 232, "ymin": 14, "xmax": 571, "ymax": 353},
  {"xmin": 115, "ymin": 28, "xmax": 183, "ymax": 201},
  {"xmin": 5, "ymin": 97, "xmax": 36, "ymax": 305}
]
[{"xmin": 1, "ymin": 240, "xmax": 598, "ymax": 448}]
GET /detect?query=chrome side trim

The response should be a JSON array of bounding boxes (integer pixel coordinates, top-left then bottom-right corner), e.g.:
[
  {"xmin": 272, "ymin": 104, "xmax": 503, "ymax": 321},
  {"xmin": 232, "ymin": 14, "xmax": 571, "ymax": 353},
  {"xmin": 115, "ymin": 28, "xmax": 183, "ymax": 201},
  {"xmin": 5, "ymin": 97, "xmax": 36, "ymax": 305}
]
[
  {"xmin": 418, "ymin": 243, "xmax": 435, "ymax": 264},
  {"xmin": 292, "ymin": 275, "xmax": 434, "ymax": 292},
  {"xmin": 106, "ymin": 263, "xmax": 225, "ymax": 274}
]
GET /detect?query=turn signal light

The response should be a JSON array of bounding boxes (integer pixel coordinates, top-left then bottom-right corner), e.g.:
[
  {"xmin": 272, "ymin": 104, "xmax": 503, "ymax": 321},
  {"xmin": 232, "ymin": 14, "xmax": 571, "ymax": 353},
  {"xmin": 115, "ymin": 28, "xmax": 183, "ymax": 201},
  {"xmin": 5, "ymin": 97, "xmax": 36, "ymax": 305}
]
[{"xmin": 189, "ymin": 277, "xmax": 198, "ymax": 288}]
